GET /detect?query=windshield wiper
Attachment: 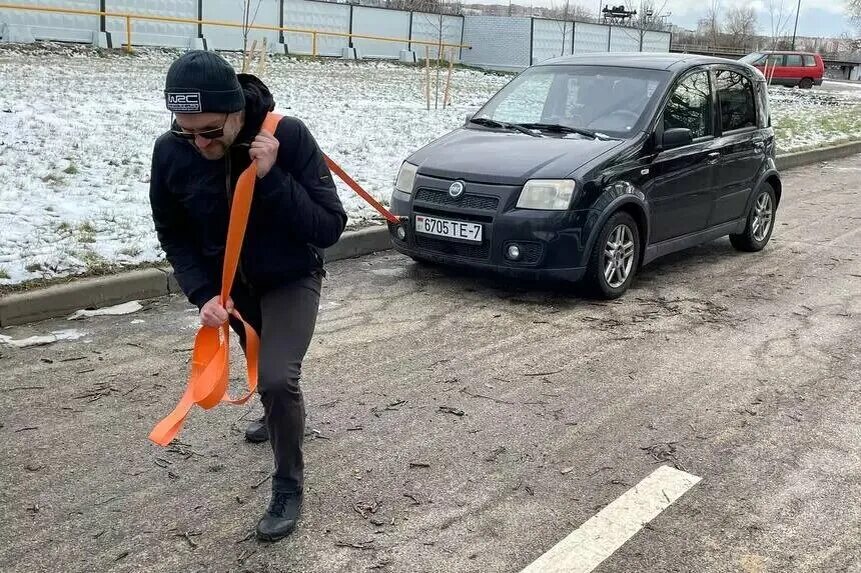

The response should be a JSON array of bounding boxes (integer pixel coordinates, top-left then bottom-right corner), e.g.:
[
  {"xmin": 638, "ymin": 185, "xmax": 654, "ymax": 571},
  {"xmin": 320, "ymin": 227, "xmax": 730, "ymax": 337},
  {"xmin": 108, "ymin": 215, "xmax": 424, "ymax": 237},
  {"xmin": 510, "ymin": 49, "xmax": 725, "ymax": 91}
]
[
  {"xmin": 469, "ymin": 117, "xmax": 542, "ymax": 138},
  {"xmin": 517, "ymin": 123, "xmax": 612, "ymax": 140}
]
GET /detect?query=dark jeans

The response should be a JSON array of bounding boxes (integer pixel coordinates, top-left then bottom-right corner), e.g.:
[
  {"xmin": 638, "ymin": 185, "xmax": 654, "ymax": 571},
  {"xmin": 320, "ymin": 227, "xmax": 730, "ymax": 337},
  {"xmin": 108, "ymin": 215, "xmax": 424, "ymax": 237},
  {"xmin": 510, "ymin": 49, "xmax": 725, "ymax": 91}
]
[{"xmin": 229, "ymin": 273, "xmax": 322, "ymax": 493}]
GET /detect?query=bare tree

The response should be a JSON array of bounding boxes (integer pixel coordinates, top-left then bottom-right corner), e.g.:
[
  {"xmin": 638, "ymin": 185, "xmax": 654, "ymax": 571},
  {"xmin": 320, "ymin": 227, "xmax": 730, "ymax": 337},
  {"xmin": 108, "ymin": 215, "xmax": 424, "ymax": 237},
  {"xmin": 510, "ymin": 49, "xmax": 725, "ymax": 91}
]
[
  {"xmin": 242, "ymin": 0, "xmax": 264, "ymax": 55},
  {"xmin": 630, "ymin": 0, "xmax": 670, "ymax": 31},
  {"xmin": 724, "ymin": 6, "xmax": 757, "ymax": 50},
  {"xmin": 766, "ymin": 0, "xmax": 797, "ymax": 48},
  {"xmin": 848, "ymin": 0, "xmax": 861, "ymax": 31},
  {"xmin": 705, "ymin": 0, "xmax": 720, "ymax": 49}
]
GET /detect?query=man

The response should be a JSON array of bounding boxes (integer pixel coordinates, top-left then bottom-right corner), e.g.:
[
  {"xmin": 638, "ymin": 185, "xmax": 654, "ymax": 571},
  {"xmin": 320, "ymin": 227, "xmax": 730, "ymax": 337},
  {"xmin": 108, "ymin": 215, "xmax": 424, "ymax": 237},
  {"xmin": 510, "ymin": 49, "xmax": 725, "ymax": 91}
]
[{"xmin": 149, "ymin": 51, "xmax": 346, "ymax": 541}]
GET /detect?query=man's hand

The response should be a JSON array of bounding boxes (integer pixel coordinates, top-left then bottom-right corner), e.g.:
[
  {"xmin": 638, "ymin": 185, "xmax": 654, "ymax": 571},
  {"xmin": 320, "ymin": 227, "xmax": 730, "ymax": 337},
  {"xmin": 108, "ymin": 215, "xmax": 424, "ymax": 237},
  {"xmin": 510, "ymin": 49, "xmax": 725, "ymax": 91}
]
[
  {"xmin": 200, "ymin": 295, "xmax": 234, "ymax": 328},
  {"xmin": 250, "ymin": 129, "xmax": 279, "ymax": 179}
]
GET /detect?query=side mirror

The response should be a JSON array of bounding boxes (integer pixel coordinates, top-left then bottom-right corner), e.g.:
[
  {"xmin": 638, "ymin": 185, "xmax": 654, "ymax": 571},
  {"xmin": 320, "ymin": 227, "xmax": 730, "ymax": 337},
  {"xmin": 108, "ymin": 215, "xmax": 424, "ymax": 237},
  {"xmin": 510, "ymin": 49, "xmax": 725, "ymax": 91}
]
[
  {"xmin": 464, "ymin": 111, "xmax": 477, "ymax": 125},
  {"xmin": 662, "ymin": 128, "xmax": 693, "ymax": 150}
]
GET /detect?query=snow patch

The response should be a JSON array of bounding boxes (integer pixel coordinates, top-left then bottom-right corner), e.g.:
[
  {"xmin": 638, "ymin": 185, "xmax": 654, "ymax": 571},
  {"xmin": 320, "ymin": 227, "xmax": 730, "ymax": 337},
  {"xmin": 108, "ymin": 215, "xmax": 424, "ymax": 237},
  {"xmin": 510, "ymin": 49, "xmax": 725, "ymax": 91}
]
[
  {"xmin": 68, "ymin": 300, "xmax": 143, "ymax": 320},
  {"xmin": 0, "ymin": 328, "xmax": 87, "ymax": 348}
]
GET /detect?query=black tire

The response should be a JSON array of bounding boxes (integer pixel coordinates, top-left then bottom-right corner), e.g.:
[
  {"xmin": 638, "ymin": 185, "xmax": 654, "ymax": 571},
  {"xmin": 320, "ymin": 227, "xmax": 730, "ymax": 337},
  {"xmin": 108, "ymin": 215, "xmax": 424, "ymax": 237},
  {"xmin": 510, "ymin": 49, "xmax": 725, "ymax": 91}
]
[
  {"xmin": 800, "ymin": 78, "xmax": 814, "ymax": 89},
  {"xmin": 583, "ymin": 211, "xmax": 641, "ymax": 299},
  {"xmin": 730, "ymin": 183, "xmax": 777, "ymax": 252}
]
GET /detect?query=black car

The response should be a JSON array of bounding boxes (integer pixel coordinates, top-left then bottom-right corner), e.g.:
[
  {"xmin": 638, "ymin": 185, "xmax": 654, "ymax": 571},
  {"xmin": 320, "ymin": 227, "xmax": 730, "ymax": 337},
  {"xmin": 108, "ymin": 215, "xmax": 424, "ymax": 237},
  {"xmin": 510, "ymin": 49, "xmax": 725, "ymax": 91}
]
[{"xmin": 388, "ymin": 53, "xmax": 781, "ymax": 298}]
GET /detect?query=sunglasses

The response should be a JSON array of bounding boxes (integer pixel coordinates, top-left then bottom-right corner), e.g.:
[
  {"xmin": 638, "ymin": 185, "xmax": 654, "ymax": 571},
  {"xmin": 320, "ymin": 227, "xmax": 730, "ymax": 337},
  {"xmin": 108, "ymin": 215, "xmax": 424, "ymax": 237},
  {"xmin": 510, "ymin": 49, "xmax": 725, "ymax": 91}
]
[{"xmin": 170, "ymin": 114, "xmax": 228, "ymax": 141}]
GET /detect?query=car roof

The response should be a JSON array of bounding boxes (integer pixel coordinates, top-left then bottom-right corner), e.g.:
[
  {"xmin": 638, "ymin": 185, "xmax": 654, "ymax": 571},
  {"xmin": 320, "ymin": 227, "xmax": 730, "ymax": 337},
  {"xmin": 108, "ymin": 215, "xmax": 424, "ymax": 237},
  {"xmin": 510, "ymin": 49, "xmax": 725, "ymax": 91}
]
[
  {"xmin": 759, "ymin": 50, "xmax": 818, "ymax": 55},
  {"xmin": 537, "ymin": 52, "xmax": 744, "ymax": 72},
  {"xmin": 536, "ymin": 52, "xmax": 766, "ymax": 83}
]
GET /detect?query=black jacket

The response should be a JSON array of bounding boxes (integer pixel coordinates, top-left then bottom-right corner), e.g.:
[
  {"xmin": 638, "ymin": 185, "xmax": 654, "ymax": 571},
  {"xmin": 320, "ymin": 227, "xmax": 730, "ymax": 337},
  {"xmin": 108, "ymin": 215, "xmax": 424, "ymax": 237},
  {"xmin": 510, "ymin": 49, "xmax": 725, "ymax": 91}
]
[{"xmin": 149, "ymin": 75, "xmax": 347, "ymax": 307}]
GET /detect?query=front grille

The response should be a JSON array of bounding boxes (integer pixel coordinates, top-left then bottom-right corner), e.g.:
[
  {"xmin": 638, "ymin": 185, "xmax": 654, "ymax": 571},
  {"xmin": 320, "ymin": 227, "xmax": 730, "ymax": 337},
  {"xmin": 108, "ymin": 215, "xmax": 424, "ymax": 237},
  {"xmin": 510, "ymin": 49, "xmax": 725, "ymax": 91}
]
[
  {"xmin": 416, "ymin": 236, "xmax": 490, "ymax": 260},
  {"xmin": 415, "ymin": 189, "xmax": 500, "ymax": 212}
]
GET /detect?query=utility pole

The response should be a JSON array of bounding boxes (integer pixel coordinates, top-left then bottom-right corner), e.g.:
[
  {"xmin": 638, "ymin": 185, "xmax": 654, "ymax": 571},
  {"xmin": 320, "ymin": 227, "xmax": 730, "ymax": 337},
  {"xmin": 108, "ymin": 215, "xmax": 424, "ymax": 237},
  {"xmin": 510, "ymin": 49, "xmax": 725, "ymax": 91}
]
[{"xmin": 791, "ymin": 0, "xmax": 801, "ymax": 50}]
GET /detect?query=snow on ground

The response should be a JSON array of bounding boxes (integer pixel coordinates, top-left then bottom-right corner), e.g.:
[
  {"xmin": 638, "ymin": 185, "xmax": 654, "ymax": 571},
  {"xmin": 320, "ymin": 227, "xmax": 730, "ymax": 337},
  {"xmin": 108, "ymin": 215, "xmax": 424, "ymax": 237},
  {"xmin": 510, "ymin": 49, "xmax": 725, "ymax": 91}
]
[
  {"xmin": 0, "ymin": 43, "xmax": 507, "ymax": 285},
  {"xmin": 1, "ymin": 42, "xmax": 860, "ymax": 286},
  {"xmin": 770, "ymin": 85, "xmax": 861, "ymax": 153}
]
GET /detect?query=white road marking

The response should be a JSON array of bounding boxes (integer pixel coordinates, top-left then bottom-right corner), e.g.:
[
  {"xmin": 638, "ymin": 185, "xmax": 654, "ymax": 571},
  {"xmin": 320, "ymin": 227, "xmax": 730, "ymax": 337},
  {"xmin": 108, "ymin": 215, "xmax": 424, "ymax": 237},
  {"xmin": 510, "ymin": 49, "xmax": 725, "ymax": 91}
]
[{"xmin": 520, "ymin": 465, "xmax": 701, "ymax": 573}]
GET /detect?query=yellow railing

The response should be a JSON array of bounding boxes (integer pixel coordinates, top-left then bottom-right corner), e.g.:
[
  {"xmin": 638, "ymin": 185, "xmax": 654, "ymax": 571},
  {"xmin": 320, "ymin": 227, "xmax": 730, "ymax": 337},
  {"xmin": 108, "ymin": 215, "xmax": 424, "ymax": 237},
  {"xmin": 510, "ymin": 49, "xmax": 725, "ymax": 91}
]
[{"xmin": 0, "ymin": 3, "xmax": 469, "ymax": 56}]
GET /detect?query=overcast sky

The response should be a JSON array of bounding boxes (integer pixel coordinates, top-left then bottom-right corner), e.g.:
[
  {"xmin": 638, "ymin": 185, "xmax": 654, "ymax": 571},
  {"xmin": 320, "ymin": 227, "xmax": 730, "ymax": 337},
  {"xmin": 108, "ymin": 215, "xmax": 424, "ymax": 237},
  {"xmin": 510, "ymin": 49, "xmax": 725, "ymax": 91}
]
[
  {"xmin": 654, "ymin": 0, "xmax": 856, "ymax": 37},
  {"xmin": 496, "ymin": 0, "xmax": 858, "ymax": 37}
]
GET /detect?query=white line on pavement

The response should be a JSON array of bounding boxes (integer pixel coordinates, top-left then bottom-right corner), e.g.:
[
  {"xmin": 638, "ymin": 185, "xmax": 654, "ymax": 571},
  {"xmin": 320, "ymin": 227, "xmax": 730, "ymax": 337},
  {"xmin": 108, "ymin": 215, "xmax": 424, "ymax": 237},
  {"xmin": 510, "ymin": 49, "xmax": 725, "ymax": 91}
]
[{"xmin": 520, "ymin": 465, "xmax": 702, "ymax": 573}]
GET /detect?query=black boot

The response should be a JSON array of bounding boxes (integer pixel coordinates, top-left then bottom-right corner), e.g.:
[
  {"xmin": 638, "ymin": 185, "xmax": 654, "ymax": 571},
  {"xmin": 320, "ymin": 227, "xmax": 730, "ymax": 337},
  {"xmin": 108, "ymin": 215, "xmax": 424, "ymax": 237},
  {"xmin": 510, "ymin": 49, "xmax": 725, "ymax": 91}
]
[
  {"xmin": 256, "ymin": 490, "xmax": 302, "ymax": 541},
  {"xmin": 245, "ymin": 416, "xmax": 268, "ymax": 443}
]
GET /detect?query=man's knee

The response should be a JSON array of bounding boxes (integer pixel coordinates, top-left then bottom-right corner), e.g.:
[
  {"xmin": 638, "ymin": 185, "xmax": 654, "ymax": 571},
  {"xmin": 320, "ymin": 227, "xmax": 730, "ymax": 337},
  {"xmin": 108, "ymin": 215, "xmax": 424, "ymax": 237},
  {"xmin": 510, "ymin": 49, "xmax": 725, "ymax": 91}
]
[{"xmin": 258, "ymin": 363, "xmax": 302, "ymax": 396}]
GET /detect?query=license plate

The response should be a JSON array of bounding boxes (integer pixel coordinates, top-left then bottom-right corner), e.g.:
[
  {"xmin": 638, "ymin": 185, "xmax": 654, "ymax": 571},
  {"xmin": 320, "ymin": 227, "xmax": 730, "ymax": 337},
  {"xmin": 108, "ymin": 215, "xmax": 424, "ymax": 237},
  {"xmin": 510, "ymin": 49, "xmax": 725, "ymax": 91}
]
[{"xmin": 415, "ymin": 215, "xmax": 483, "ymax": 243}]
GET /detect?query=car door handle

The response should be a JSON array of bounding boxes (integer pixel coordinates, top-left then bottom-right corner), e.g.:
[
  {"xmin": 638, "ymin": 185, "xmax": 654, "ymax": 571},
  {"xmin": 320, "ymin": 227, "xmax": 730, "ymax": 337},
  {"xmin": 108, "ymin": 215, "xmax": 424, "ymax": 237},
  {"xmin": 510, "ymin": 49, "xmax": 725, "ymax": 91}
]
[
  {"xmin": 707, "ymin": 152, "xmax": 721, "ymax": 164},
  {"xmin": 753, "ymin": 140, "xmax": 765, "ymax": 151}
]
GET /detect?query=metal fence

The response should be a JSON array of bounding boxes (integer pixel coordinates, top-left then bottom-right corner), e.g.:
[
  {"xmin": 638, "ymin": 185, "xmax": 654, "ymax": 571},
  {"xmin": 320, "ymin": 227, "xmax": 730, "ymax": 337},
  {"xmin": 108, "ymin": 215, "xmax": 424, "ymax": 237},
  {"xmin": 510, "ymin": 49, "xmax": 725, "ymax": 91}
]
[{"xmin": 0, "ymin": 0, "xmax": 672, "ymax": 71}]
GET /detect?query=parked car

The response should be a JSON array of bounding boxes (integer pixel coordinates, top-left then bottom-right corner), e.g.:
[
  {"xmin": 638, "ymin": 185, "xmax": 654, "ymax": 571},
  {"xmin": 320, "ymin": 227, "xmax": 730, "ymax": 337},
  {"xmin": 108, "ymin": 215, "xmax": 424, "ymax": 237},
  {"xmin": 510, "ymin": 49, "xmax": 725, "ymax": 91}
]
[
  {"xmin": 388, "ymin": 53, "xmax": 781, "ymax": 298},
  {"xmin": 740, "ymin": 50, "xmax": 824, "ymax": 89}
]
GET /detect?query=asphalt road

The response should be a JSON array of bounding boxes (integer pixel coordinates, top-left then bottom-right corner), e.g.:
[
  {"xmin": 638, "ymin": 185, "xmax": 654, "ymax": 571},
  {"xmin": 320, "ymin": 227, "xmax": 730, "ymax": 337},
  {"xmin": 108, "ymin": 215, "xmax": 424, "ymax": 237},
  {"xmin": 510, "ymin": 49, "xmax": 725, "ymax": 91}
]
[{"xmin": 1, "ymin": 155, "xmax": 860, "ymax": 573}]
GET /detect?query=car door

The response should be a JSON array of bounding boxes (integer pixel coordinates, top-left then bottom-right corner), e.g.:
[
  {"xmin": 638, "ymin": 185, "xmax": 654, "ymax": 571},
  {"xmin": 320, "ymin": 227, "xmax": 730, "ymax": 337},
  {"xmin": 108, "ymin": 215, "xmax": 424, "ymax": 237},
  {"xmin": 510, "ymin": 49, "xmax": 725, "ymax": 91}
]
[
  {"xmin": 710, "ymin": 66, "xmax": 764, "ymax": 226},
  {"xmin": 765, "ymin": 53, "xmax": 785, "ymax": 84},
  {"xmin": 784, "ymin": 53, "xmax": 805, "ymax": 85},
  {"xmin": 646, "ymin": 67, "xmax": 719, "ymax": 244}
]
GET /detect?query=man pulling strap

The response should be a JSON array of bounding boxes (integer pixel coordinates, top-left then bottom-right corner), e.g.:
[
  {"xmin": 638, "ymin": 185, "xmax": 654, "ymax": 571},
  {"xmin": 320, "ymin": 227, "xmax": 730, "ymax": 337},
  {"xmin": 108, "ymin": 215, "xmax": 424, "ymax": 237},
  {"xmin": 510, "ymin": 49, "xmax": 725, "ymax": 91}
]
[{"xmin": 149, "ymin": 51, "xmax": 346, "ymax": 541}]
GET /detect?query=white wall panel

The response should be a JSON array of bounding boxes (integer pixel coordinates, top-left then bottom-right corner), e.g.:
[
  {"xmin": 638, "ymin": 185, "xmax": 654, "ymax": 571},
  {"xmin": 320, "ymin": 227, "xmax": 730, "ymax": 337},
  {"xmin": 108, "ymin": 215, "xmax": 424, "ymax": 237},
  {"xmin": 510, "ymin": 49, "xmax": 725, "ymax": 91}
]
[{"xmin": 351, "ymin": 6, "xmax": 409, "ymax": 59}]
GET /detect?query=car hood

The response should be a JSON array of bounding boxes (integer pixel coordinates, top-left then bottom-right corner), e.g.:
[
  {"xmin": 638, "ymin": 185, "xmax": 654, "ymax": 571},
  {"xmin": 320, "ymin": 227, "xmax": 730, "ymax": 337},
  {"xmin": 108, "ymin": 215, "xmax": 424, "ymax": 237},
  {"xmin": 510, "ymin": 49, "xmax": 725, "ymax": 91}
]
[{"xmin": 408, "ymin": 128, "xmax": 626, "ymax": 185}]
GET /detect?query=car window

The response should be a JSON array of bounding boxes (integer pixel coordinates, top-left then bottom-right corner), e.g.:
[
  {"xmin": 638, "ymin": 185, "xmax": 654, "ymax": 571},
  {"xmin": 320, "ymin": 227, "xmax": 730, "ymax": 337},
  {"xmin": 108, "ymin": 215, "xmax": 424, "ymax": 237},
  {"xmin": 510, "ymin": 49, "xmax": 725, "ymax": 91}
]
[
  {"xmin": 766, "ymin": 54, "xmax": 785, "ymax": 67},
  {"xmin": 716, "ymin": 70, "xmax": 757, "ymax": 132},
  {"xmin": 491, "ymin": 72, "xmax": 555, "ymax": 125},
  {"xmin": 803, "ymin": 55, "xmax": 817, "ymax": 67},
  {"xmin": 663, "ymin": 70, "xmax": 712, "ymax": 139},
  {"xmin": 475, "ymin": 65, "xmax": 669, "ymax": 138},
  {"xmin": 785, "ymin": 54, "xmax": 803, "ymax": 66}
]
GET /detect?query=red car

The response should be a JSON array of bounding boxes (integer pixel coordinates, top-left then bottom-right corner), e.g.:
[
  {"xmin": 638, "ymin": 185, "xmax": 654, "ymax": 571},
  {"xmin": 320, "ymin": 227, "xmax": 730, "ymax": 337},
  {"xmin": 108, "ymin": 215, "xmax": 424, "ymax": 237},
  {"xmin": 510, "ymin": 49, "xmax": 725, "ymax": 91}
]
[{"xmin": 740, "ymin": 51, "xmax": 825, "ymax": 89}]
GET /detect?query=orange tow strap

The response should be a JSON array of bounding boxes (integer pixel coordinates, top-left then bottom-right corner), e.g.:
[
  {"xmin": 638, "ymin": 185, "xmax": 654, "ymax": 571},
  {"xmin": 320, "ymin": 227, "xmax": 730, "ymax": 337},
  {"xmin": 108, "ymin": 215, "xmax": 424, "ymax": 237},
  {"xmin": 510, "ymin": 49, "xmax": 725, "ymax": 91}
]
[
  {"xmin": 149, "ymin": 113, "xmax": 400, "ymax": 446},
  {"xmin": 324, "ymin": 156, "xmax": 400, "ymax": 224}
]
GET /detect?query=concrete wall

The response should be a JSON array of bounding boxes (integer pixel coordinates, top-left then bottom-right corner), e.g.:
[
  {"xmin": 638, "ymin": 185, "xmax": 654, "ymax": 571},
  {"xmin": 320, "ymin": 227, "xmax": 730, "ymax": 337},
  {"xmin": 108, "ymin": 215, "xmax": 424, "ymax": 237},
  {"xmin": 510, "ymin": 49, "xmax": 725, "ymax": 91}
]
[
  {"xmin": 460, "ymin": 15, "xmax": 530, "ymax": 72},
  {"xmin": 573, "ymin": 22, "xmax": 610, "ymax": 53},
  {"xmin": 609, "ymin": 25, "xmax": 640, "ymax": 52},
  {"xmin": 105, "ymin": 0, "xmax": 197, "ymax": 48},
  {"xmin": 202, "ymin": 0, "xmax": 281, "ymax": 52},
  {"xmin": 642, "ymin": 29, "xmax": 670, "ymax": 52},
  {"xmin": 283, "ymin": 0, "xmax": 349, "ymax": 56},
  {"xmin": 410, "ymin": 12, "xmax": 462, "ymax": 61},
  {"xmin": 0, "ymin": 0, "xmax": 98, "ymax": 43},
  {"xmin": 352, "ymin": 6, "xmax": 409, "ymax": 58},
  {"xmin": 531, "ymin": 18, "xmax": 573, "ymax": 64},
  {"xmin": 0, "ymin": 1, "xmax": 672, "ymax": 68}
]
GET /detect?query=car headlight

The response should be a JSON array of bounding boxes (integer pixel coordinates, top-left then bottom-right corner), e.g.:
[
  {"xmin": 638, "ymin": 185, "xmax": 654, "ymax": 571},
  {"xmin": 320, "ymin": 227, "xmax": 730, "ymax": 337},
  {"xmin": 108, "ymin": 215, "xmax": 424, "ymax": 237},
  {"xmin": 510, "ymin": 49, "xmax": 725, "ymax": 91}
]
[
  {"xmin": 516, "ymin": 180, "xmax": 576, "ymax": 210},
  {"xmin": 395, "ymin": 162, "xmax": 418, "ymax": 194}
]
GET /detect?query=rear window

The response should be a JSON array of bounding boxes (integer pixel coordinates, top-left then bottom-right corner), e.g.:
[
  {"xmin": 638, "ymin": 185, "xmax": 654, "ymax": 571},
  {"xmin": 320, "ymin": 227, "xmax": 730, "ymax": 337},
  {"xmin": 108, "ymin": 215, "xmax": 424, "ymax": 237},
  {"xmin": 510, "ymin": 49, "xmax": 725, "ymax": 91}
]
[
  {"xmin": 716, "ymin": 70, "xmax": 757, "ymax": 132},
  {"xmin": 786, "ymin": 54, "xmax": 803, "ymax": 66},
  {"xmin": 803, "ymin": 55, "xmax": 817, "ymax": 67}
]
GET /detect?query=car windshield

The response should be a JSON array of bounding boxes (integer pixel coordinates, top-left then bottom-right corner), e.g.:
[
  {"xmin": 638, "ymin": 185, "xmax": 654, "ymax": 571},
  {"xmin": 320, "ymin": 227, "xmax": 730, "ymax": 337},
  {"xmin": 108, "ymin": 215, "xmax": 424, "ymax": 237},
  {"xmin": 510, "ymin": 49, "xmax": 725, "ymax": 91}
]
[
  {"xmin": 472, "ymin": 65, "xmax": 670, "ymax": 138},
  {"xmin": 740, "ymin": 52, "xmax": 766, "ymax": 64}
]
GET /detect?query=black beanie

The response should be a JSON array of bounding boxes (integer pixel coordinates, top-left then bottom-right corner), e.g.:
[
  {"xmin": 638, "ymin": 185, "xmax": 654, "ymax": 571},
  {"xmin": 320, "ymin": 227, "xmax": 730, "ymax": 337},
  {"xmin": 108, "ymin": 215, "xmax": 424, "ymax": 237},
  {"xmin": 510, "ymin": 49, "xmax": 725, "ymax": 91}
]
[{"xmin": 164, "ymin": 51, "xmax": 245, "ymax": 114}]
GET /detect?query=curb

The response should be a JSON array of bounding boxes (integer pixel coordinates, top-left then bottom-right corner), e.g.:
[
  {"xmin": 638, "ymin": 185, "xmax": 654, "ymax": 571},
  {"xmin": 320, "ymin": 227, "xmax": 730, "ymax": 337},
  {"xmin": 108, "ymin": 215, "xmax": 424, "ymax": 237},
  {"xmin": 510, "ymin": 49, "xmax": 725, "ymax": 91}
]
[
  {"xmin": 0, "ymin": 227, "xmax": 391, "ymax": 328},
  {"xmin": 3, "ymin": 140, "xmax": 861, "ymax": 328},
  {"xmin": 775, "ymin": 140, "xmax": 861, "ymax": 171}
]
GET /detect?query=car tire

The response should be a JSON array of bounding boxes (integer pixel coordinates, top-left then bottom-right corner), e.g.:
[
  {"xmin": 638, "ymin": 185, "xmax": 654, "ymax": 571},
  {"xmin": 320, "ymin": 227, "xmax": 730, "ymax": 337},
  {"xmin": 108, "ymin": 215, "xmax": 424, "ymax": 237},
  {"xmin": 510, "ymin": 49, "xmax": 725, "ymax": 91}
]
[
  {"xmin": 800, "ymin": 77, "xmax": 814, "ymax": 89},
  {"xmin": 730, "ymin": 183, "xmax": 777, "ymax": 252},
  {"xmin": 583, "ymin": 211, "xmax": 641, "ymax": 299}
]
